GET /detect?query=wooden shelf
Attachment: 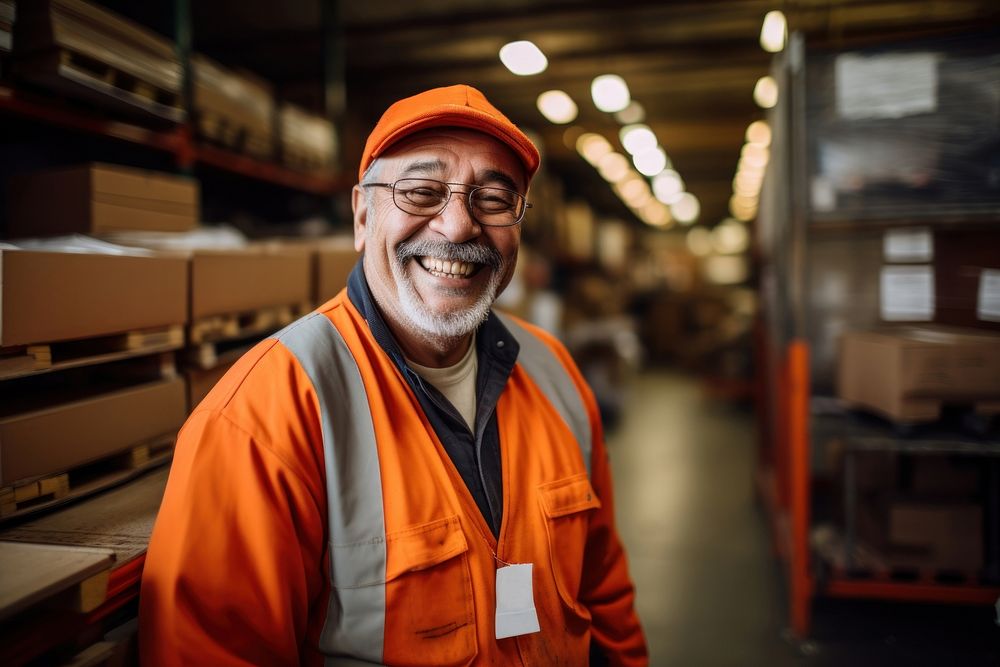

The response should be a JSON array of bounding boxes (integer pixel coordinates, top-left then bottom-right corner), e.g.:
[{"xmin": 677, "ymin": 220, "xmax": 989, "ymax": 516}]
[{"xmin": 0, "ymin": 84, "xmax": 345, "ymax": 196}]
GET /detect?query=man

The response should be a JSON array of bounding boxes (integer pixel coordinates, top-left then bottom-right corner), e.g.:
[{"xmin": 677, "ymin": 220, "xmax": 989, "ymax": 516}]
[{"xmin": 140, "ymin": 84, "xmax": 647, "ymax": 666}]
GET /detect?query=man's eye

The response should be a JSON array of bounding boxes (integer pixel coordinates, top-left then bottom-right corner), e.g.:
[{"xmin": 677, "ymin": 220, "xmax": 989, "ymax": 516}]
[
  {"xmin": 475, "ymin": 192, "xmax": 515, "ymax": 211},
  {"xmin": 405, "ymin": 188, "xmax": 444, "ymax": 202}
]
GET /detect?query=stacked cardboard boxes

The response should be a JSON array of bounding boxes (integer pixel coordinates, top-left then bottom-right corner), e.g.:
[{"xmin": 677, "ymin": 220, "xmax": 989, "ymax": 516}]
[
  {"xmin": 192, "ymin": 54, "xmax": 275, "ymax": 159},
  {"xmin": 13, "ymin": 0, "xmax": 183, "ymax": 122},
  {"xmin": 0, "ymin": 246, "xmax": 189, "ymax": 518},
  {"xmin": 279, "ymin": 102, "xmax": 336, "ymax": 170},
  {"xmin": 838, "ymin": 327, "xmax": 1000, "ymax": 424},
  {"xmin": 7, "ymin": 162, "xmax": 200, "ymax": 237}
]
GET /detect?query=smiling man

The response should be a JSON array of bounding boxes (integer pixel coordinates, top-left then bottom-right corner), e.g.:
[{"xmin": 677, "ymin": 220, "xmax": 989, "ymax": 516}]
[{"xmin": 140, "ymin": 85, "xmax": 648, "ymax": 666}]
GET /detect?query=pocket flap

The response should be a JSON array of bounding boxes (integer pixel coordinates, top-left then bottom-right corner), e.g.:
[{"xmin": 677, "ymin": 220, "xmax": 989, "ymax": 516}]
[
  {"xmin": 385, "ymin": 515, "xmax": 469, "ymax": 582},
  {"xmin": 539, "ymin": 474, "xmax": 602, "ymax": 518}
]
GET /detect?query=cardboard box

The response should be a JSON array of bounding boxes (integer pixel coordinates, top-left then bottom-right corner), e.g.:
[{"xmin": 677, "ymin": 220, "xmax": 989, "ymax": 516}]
[
  {"xmin": 7, "ymin": 163, "xmax": 200, "ymax": 237},
  {"xmin": 0, "ymin": 376, "xmax": 186, "ymax": 485},
  {"xmin": 279, "ymin": 102, "xmax": 336, "ymax": 169},
  {"xmin": 837, "ymin": 327, "xmax": 1000, "ymax": 421},
  {"xmin": 192, "ymin": 54, "xmax": 275, "ymax": 158},
  {"xmin": 314, "ymin": 237, "xmax": 357, "ymax": 305},
  {"xmin": 888, "ymin": 502, "xmax": 983, "ymax": 571},
  {"xmin": 186, "ymin": 361, "xmax": 236, "ymax": 411},
  {"xmin": 909, "ymin": 456, "xmax": 980, "ymax": 500},
  {"xmin": 0, "ymin": 249, "xmax": 188, "ymax": 347},
  {"xmin": 190, "ymin": 246, "xmax": 311, "ymax": 320}
]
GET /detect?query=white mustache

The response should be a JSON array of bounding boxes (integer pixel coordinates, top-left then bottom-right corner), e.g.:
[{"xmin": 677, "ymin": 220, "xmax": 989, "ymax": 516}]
[{"xmin": 396, "ymin": 239, "xmax": 502, "ymax": 270}]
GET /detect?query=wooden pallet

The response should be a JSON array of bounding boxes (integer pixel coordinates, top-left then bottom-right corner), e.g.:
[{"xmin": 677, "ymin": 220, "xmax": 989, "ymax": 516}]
[
  {"xmin": 0, "ymin": 435, "xmax": 174, "ymax": 521},
  {"xmin": 16, "ymin": 47, "xmax": 185, "ymax": 123},
  {"xmin": 189, "ymin": 302, "xmax": 310, "ymax": 346},
  {"xmin": 0, "ymin": 541, "xmax": 116, "ymax": 622},
  {"xmin": 0, "ymin": 325, "xmax": 183, "ymax": 381}
]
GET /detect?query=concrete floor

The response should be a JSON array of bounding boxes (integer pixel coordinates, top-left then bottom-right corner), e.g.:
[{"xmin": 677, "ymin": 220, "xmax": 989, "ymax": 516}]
[{"xmin": 605, "ymin": 371, "xmax": 1000, "ymax": 667}]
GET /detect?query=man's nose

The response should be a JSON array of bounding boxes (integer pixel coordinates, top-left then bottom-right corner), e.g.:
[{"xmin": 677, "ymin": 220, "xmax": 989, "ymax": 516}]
[{"xmin": 428, "ymin": 191, "xmax": 482, "ymax": 243}]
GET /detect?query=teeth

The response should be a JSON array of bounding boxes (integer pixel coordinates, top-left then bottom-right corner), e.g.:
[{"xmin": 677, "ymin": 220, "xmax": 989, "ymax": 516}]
[{"xmin": 417, "ymin": 256, "xmax": 476, "ymax": 277}]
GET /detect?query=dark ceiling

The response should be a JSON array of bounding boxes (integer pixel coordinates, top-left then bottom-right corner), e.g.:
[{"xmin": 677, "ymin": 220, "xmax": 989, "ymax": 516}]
[{"xmin": 191, "ymin": 0, "xmax": 1000, "ymax": 228}]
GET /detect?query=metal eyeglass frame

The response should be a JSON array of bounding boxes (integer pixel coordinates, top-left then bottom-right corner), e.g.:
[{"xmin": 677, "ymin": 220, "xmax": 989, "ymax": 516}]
[{"xmin": 361, "ymin": 178, "xmax": 532, "ymax": 227}]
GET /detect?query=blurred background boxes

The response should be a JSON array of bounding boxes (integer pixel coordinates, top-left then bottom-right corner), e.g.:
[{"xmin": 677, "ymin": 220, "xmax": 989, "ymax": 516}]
[
  {"xmin": 888, "ymin": 502, "xmax": 984, "ymax": 572},
  {"xmin": 189, "ymin": 245, "xmax": 311, "ymax": 322},
  {"xmin": 7, "ymin": 163, "xmax": 200, "ymax": 237},
  {"xmin": 0, "ymin": 249, "xmax": 188, "ymax": 348},
  {"xmin": 837, "ymin": 327, "xmax": 1000, "ymax": 423},
  {"xmin": 191, "ymin": 54, "xmax": 275, "ymax": 160},
  {"xmin": 278, "ymin": 102, "xmax": 336, "ymax": 170},
  {"xmin": 12, "ymin": 0, "xmax": 182, "ymax": 121},
  {"xmin": 313, "ymin": 236, "xmax": 356, "ymax": 304},
  {"xmin": 0, "ymin": 376, "xmax": 185, "ymax": 488}
]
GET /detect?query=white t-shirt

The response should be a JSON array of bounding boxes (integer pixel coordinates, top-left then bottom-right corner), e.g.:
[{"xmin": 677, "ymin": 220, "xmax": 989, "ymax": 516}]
[{"xmin": 406, "ymin": 336, "xmax": 478, "ymax": 430}]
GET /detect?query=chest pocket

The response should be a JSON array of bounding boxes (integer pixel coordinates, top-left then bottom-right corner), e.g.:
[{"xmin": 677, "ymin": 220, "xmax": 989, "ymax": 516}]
[
  {"xmin": 538, "ymin": 474, "xmax": 602, "ymax": 619},
  {"xmin": 381, "ymin": 515, "xmax": 477, "ymax": 667}
]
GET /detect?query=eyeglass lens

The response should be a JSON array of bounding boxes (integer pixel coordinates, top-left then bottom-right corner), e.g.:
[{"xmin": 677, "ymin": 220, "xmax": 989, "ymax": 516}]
[{"xmin": 393, "ymin": 178, "xmax": 525, "ymax": 226}]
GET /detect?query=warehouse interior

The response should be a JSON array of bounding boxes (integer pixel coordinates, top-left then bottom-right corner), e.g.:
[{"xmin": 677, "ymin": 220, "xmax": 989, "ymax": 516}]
[{"xmin": 1, "ymin": 0, "xmax": 999, "ymax": 664}]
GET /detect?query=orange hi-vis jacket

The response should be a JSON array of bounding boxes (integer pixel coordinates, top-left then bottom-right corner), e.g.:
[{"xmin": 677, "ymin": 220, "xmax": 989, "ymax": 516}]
[{"xmin": 140, "ymin": 286, "xmax": 648, "ymax": 665}]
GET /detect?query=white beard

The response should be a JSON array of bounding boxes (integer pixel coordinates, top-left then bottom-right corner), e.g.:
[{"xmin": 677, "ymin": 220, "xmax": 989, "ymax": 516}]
[{"xmin": 395, "ymin": 256, "xmax": 505, "ymax": 341}]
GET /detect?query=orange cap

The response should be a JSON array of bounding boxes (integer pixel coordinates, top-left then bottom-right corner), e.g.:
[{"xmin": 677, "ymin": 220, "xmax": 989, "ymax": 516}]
[{"xmin": 358, "ymin": 84, "xmax": 540, "ymax": 182}]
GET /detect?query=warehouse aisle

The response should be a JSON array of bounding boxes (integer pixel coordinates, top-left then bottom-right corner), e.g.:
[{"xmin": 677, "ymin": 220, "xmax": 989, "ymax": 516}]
[
  {"xmin": 606, "ymin": 371, "xmax": 1000, "ymax": 667},
  {"xmin": 606, "ymin": 371, "xmax": 802, "ymax": 666}
]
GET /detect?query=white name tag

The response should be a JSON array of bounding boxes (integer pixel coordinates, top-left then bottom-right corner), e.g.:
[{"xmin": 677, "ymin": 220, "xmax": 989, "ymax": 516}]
[{"xmin": 495, "ymin": 563, "xmax": 540, "ymax": 639}]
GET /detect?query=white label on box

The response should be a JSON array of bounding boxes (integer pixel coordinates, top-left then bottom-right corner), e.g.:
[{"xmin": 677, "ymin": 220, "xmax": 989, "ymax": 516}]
[
  {"xmin": 883, "ymin": 227, "xmax": 933, "ymax": 263},
  {"xmin": 880, "ymin": 265, "xmax": 934, "ymax": 321},
  {"xmin": 836, "ymin": 52, "xmax": 938, "ymax": 120},
  {"xmin": 810, "ymin": 176, "xmax": 837, "ymax": 212},
  {"xmin": 977, "ymin": 269, "xmax": 1000, "ymax": 322}
]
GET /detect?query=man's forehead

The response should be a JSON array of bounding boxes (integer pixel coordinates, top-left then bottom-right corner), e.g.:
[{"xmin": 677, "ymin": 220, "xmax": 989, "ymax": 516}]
[{"xmin": 380, "ymin": 128, "xmax": 527, "ymax": 186}]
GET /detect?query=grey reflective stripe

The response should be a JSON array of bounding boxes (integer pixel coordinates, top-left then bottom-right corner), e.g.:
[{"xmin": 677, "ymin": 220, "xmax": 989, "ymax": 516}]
[
  {"xmin": 274, "ymin": 313, "xmax": 386, "ymax": 664},
  {"xmin": 496, "ymin": 313, "xmax": 593, "ymax": 476}
]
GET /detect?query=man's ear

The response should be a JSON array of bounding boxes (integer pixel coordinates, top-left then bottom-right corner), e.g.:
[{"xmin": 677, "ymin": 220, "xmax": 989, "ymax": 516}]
[{"xmin": 351, "ymin": 185, "xmax": 367, "ymax": 252}]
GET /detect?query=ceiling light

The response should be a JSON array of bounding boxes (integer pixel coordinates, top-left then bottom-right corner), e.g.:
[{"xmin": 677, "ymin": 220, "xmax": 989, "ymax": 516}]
[
  {"xmin": 734, "ymin": 172, "xmax": 764, "ymax": 196},
  {"xmin": 537, "ymin": 90, "xmax": 578, "ymax": 124},
  {"xmin": 754, "ymin": 76, "xmax": 779, "ymax": 109},
  {"xmin": 619, "ymin": 124, "xmax": 657, "ymax": 155},
  {"xmin": 760, "ymin": 11, "xmax": 787, "ymax": 53},
  {"xmin": 597, "ymin": 152, "xmax": 630, "ymax": 182},
  {"xmin": 671, "ymin": 192, "xmax": 700, "ymax": 224},
  {"xmin": 652, "ymin": 170, "xmax": 684, "ymax": 204},
  {"xmin": 641, "ymin": 201, "xmax": 671, "ymax": 227},
  {"xmin": 745, "ymin": 120, "xmax": 772, "ymax": 147},
  {"xmin": 499, "ymin": 40, "xmax": 548, "ymax": 75},
  {"xmin": 633, "ymin": 146, "xmax": 667, "ymax": 176},
  {"xmin": 686, "ymin": 227, "xmax": 712, "ymax": 256},
  {"xmin": 741, "ymin": 143, "xmax": 770, "ymax": 167},
  {"xmin": 729, "ymin": 194, "xmax": 758, "ymax": 221},
  {"xmin": 614, "ymin": 101, "xmax": 645, "ymax": 124},
  {"xmin": 576, "ymin": 133, "xmax": 613, "ymax": 164},
  {"xmin": 617, "ymin": 177, "xmax": 651, "ymax": 207},
  {"xmin": 712, "ymin": 220, "xmax": 750, "ymax": 254},
  {"xmin": 591, "ymin": 74, "xmax": 631, "ymax": 113}
]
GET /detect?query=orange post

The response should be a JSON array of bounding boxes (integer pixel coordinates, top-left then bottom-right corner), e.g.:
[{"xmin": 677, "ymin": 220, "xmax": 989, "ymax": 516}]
[{"xmin": 787, "ymin": 339, "xmax": 812, "ymax": 638}]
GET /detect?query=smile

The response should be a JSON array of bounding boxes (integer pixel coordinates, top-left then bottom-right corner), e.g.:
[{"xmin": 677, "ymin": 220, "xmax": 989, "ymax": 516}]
[{"xmin": 417, "ymin": 256, "xmax": 479, "ymax": 278}]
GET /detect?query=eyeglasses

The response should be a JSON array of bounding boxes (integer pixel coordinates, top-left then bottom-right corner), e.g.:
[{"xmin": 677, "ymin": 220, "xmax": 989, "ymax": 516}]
[{"xmin": 362, "ymin": 178, "xmax": 531, "ymax": 227}]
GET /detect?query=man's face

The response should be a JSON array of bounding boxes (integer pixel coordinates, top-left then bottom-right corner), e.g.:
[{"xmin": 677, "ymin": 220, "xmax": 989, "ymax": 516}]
[{"xmin": 352, "ymin": 128, "xmax": 527, "ymax": 345}]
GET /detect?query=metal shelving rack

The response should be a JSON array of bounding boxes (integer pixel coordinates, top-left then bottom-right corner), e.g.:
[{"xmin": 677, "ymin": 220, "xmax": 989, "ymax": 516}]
[{"xmin": 755, "ymin": 29, "xmax": 1000, "ymax": 638}]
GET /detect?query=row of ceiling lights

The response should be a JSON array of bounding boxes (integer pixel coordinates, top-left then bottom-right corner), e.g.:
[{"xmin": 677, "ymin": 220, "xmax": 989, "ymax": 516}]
[
  {"xmin": 500, "ymin": 10, "xmax": 788, "ymax": 245},
  {"xmin": 498, "ymin": 41, "xmax": 697, "ymax": 228}
]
